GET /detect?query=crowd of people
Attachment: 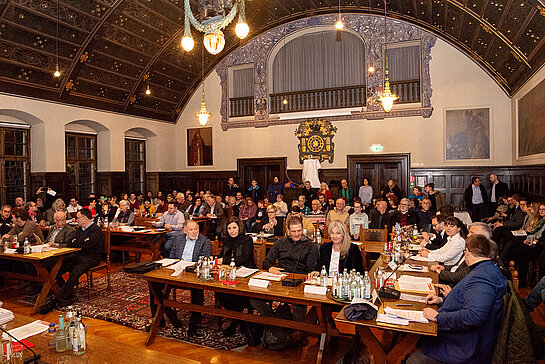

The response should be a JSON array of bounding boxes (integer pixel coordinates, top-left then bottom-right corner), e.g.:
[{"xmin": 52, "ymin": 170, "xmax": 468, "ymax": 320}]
[{"xmin": 1, "ymin": 172, "xmax": 544, "ymax": 362}]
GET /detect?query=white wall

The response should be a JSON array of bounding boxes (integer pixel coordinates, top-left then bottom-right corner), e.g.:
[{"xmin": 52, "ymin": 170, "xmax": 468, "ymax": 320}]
[
  {"xmin": 511, "ymin": 62, "xmax": 545, "ymax": 165},
  {"xmin": 175, "ymin": 39, "xmax": 512, "ymax": 170}
]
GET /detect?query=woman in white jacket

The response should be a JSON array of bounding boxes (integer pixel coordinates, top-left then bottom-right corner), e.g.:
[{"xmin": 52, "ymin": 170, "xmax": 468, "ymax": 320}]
[{"xmin": 419, "ymin": 216, "xmax": 466, "ymax": 270}]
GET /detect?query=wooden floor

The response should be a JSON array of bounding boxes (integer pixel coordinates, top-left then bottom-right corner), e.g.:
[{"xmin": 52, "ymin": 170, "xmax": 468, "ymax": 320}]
[{"xmin": 0, "ymin": 262, "xmax": 356, "ymax": 364}]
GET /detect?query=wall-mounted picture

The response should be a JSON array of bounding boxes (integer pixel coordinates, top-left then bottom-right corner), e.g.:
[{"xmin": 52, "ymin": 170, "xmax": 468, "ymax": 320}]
[
  {"xmin": 187, "ymin": 127, "xmax": 212, "ymax": 166},
  {"xmin": 445, "ymin": 107, "xmax": 490, "ymax": 160},
  {"xmin": 518, "ymin": 78, "xmax": 545, "ymax": 157}
]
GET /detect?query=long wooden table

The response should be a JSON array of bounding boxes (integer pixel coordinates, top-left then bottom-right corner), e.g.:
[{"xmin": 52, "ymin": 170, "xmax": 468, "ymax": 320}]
[
  {"xmin": 4, "ymin": 312, "xmax": 199, "ymax": 364},
  {"xmin": 334, "ymin": 255, "xmax": 438, "ymax": 364},
  {"xmin": 106, "ymin": 228, "xmax": 170, "ymax": 260},
  {"xmin": 143, "ymin": 267, "xmax": 344, "ymax": 363},
  {"xmin": 0, "ymin": 248, "xmax": 79, "ymax": 315}
]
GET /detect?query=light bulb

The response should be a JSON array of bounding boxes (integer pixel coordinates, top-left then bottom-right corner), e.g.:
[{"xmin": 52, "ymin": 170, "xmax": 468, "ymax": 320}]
[
  {"xmin": 145, "ymin": 87, "xmax": 151, "ymax": 95},
  {"xmin": 335, "ymin": 14, "xmax": 344, "ymax": 30},
  {"xmin": 282, "ymin": 99, "xmax": 288, "ymax": 105},
  {"xmin": 181, "ymin": 35, "xmax": 194, "ymax": 52},
  {"xmin": 54, "ymin": 64, "xmax": 61, "ymax": 77},
  {"xmin": 235, "ymin": 21, "xmax": 249, "ymax": 39},
  {"xmin": 368, "ymin": 66, "xmax": 375, "ymax": 73}
]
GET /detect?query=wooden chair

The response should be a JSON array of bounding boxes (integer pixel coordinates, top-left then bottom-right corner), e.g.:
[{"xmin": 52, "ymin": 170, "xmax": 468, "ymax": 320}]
[
  {"xmin": 84, "ymin": 231, "xmax": 111, "ymax": 298},
  {"xmin": 211, "ymin": 237, "xmax": 222, "ymax": 256},
  {"xmin": 509, "ymin": 261, "xmax": 519, "ymax": 292},
  {"xmin": 253, "ymin": 239, "xmax": 267, "ymax": 269},
  {"xmin": 359, "ymin": 227, "xmax": 388, "ymax": 243}
]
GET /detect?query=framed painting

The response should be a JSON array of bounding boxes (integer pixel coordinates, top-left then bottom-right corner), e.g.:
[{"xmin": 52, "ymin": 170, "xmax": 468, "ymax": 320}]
[
  {"xmin": 187, "ymin": 127, "xmax": 213, "ymax": 166},
  {"xmin": 445, "ymin": 107, "xmax": 490, "ymax": 160},
  {"xmin": 518, "ymin": 78, "xmax": 545, "ymax": 158}
]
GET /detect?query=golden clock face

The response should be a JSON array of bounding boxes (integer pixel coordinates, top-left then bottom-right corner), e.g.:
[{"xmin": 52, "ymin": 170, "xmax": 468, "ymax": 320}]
[{"xmin": 307, "ymin": 135, "xmax": 325, "ymax": 153}]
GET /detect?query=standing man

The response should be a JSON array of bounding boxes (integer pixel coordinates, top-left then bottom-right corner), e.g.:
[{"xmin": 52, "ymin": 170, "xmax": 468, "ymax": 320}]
[
  {"xmin": 489, "ymin": 173, "xmax": 509, "ymax": 216},
  {"xmin": 338, "ymin": 179, "xmax": 353, "ymax": 206},
  {"xmin": 154, "ymin": 202, "xmax": 185, "ymax": 257},
  {"xmin": 41, "ymin": 208, "xmax": 104, "ymax": 312},
  {"xmin": 223, "ymin": 177, "xmax": 239, "ymax": 198},
  {"xmin": 408, "ymin": 234, "xmax": 507, "ymax": 364},
  {"xmin": 246, "ymin": 179, "xmax": 262, "ymax": 203},
  {"xmin": 381, "ymin": 179, "xmax": 402, "ymax": 202},
  {"xmin": 464, "ymin": 177, "xmax": 488, "ymax": 222}
]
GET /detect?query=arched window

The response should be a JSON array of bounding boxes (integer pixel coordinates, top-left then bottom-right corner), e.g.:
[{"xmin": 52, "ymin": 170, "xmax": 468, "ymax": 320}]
[
  {"xmin": 270, "ymin": 30, "xmax": 366, "ymax": 113},
  {"xmin": 0, "ymin": 126, "xmax": 29, "ymax": 204}
]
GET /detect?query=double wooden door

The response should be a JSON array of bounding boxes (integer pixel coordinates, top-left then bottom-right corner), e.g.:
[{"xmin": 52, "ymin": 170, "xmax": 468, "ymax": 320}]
[{"xmin": 237, "ymin": 158, "xmax": 287, "ymax": 194}]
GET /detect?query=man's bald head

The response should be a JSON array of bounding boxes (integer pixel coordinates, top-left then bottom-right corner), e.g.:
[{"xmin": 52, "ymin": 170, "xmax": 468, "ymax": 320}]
[{"xmin": 54, "ymin": 211, "xmax": 67, "ymax": 229}]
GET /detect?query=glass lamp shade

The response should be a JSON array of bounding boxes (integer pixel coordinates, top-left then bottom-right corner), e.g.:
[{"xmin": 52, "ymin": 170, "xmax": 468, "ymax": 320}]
[
  {"xmin": 235, "ymin": 21, "xmax": 249, "ymax": 39},
  {"xmin": 181, "ymin": 36, "xmax": 194, "ymax": 52},
  {"xmin": 203, "ymin": 31, "xmax": 225, "ymax": 55},
  {"xmin": 379, "ymin": 94, "xmax": 395, "ymax": 112},
  {"xmin": 53, "ymin": 64, "xmax": 61, "ymax": 77},
  {"xmin": 196, "ymin": 91, "xmax": 211, "ymax": 126}
]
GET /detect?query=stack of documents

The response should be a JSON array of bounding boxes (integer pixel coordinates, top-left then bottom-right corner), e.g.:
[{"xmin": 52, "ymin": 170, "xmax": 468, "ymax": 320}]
[
  {"xmin": 376, "ymin": 306, "xmax": 429, "ymax": 326},
  {"xmin": 0, "ymin": 308, "xmax": 14, "ymax": 325},
  {"xmin": 167, "ymin": 260, "xmax": 195, "ymax": 276},
  {"xmin": 397, "ymin": 275, "xmax": 434, "ymax": 293},
  {"xmin": 2, "ymin": 320, "xmax": 49, "ymax": 341},
  {"xmin": 253, "ymin": 272, "xmax": 287, "ymax": 281},
  {"xmin": 236, "ymin": 266, "xmax": 259, "ymax": 278}
]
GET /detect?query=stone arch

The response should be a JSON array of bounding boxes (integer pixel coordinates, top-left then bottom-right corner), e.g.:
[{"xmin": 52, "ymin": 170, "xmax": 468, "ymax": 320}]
[{"xmin": 65, "ymin": 120, "xmax": 111, "ymax": 171}]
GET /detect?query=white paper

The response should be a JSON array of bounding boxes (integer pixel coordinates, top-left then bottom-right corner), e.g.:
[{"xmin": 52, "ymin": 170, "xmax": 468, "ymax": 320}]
[
  {"xmin": 248, "ymin": 278, "xmax": 270, "ymax": 288},
  {"xmin": 399, "ymin": 293, "xmax": 428, "ymax": 303},
  {"xmin": 155, "ymin": 258, "xmax": 179, "ymax": 267},
  {"xmin": 31, "ymin": 244, "xmax": 48, "ymax": 253},
  {"xmin": 42, "ymin": 246, "xmax": 58, "ymax": 252},
  {"xmin": 351, "ymin": 295, "xmax": 379, "ymax": 311},
  {"xmin": 387, "ymin": 261, "xmax": 398, "ymax": 271},
  {"xmin": 384, "ymin": 306, "xmax": 429, "ymax": 323},
  {"xmin": 0, "ymin": 308, "xmax": 14, "ymax": 325},
  {"xmin": 253, "ymin": 272, "xmax": 287, "ymax": 281},
  {"xmin": 399, "ymin": 264, "xmax": 429, "ymax": 272},
  {"xmin": 236, "ymin": 266, "xmax": 259, "ymax": 278},
  {"xmin": 3, "ymin": 249, "xmax": 16, "ymax": 254},
  {"xmin": 304, "ymin": 285, "xmax": 327, "ymax": 295},
  {"xmin": 47, "ymin": 189, "xmax": 56, "ymax": 196},
  {"xmin": 410, "ymin": 255, "xmax": 433, "ymax": 262},
  {"xmin": 398, "ymin": 275, "xmax": 434, "ymax": 293},
  {"xmin": 376, "ymin": 313, "xmax": 409, "ymax": 326},
  {"xmin": 167, "ymin": 260, "xmax": 194, "ymax": 276},
  {"xmin": 2, "ymin": 320, "xmax": 49, "ymax": 341},
  {"xmin": 511, "ymin": 230, "xmax": 527, "ymax": 237}
]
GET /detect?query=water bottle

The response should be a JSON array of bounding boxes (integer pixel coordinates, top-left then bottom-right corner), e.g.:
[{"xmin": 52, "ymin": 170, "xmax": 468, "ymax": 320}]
[
  {"xmin": 320, "ymin": 265, "xmax": 328, "ymax": 287},
  {"xmin": 338, "ymin": 275, "xmax": 344, "ymax": 298},
  {"xmin": 332, "ymin": 272, "xmax": 338, "ymax": 296},
  {"xmin": 74, "ymin": 311, "xmax": 85, "ymax": 355},
  {"xmin": 376, "ymin": 268, "xmax": 384, "ymax": 289},
  {"xmin": 104, "ymin": 217, "xmax": 109, "ymax": 228},
  {"xmin": 23, "ymin": 238, "xmax": 30, "ymax": 254},
  {"xmin": 229, "ymin": 257, "xmax": 236, "ymax": 281},
  {"xmin": 364, "ymin": 271, "xmax": 371, "ymax": 299},
  {"xmin": 203, "ymin": 257, "xmax": 210, "ymax": 279},
  {"xmin": 316, "ymin": 229, "xmax": 322, "ymax": 244}
]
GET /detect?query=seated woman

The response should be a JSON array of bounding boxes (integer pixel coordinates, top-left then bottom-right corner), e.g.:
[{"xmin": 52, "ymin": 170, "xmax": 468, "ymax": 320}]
[
  {"xmin": 239, "ymin": 197, "xmax": 257, "ymax": 233},
  {"xmin": 216, "ymin": 217, "xmax": 256, "ymax": 339},
  {"xmin": 186, "ymin": 196, "xmax": 204, "ymax": 217},
  {"xmin": 309, "ymin": 220, "xmax": 364, "ymax": 278},
  {"xmin": 408, "ymin": 186, "xmax": 424, "ymax": 201},
  {"xmin": 253, "ymin": 205, "xmax": 284, "ymax": 235},
  {"xmin": 419, "ymin": 216, "xmax": 466, "ymax": 271},
  {"xmin": 139, "ymin": 198, "xmax": 157, "ymax": 216},
  {"xmin": 155, "ymin": 196, "xmax": 167, "ymax": 214},
  {"xmin": 318, "ymin": 182, "xmax": 333, "ymax": 202}
]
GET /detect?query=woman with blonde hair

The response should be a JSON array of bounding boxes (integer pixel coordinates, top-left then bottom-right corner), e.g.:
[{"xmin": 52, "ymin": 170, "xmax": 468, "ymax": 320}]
[{"xmin": 309, "ymin": 220, "xmax": 364, "ymax": 277}]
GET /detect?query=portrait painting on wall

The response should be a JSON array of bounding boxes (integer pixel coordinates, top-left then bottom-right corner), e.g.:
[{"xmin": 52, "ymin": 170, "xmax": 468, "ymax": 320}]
[
  {"xmin": 518, "ymin": 78, "xmax": 545, "ymax": 158},
  {"xmin": 445, "ymin": 107, "xmax": 490, "ymax": 160},
  {"xmin": 187, "ymin": 127, "xmax": 212, "ymax": 166}
]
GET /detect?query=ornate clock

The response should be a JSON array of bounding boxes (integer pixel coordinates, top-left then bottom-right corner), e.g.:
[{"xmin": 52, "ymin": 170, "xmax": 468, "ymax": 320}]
[{"xmin": 295, "ymin": 118, "xmax": 337, "ymax": 164}]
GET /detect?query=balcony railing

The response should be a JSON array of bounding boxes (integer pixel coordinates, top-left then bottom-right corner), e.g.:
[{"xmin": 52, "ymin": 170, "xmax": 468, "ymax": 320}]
[
  {"xmin": 391, "ymin": 79, "xmax": 421, "ymax": 104},
  {"xmin": 229, "ymin": 96, "xmax": 254, "ymax": 117},
  {"xmin": 270, "ymin": 85, "xmax": 367, "ymax": 114}
]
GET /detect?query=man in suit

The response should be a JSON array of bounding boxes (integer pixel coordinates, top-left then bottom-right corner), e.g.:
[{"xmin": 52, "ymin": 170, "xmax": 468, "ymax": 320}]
[
  {"xmin": 420, "ymin": 214, "xmax": 448, "ymax": 251},
  {"xmin": 223, "ymin": 177, "xmax": 239, "ymax": 198},
  {"xmin": 41, "ymin": 208, "xmax": 104, "ymax": 312},
  {"xmin": 202, "ymin": 194, "xmax": 224, "ymax": 239},
  {"xmin": 45, "ymin": 211, "xmax": 76, "ymax": 246},
  {"xmin": 464, "ymin": 177, "xmax": 488, "ymax": 222},
  {"xmin": 488, "ymin": 173, "xmax": 509, "ymax": 216},
  {"xmin": 388, "ymin": 198, "xmax": 419, "ymax": 231},
  {"xmin": 149, "ymin": 220, "xmax": 211, "ymax": 336}
]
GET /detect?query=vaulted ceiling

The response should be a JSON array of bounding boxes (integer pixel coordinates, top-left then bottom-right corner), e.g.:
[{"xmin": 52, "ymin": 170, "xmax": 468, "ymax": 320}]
[{"xmin": 0, "ymin": 0, "xmax": 544, "ymax": 123}]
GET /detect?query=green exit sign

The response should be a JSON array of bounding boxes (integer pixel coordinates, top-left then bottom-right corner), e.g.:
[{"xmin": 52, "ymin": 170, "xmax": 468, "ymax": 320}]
[{"xmin": 371, "ymin": 144, "xmax": 383, "ymax": 152}]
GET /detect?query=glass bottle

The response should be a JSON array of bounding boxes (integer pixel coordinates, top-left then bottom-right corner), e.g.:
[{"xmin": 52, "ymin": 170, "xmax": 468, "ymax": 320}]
[
  {"xmin": 364, "ymin": 271, "xmax": 371, "ymax": 299},
  {"xmin": 332, "ymin": 272, "xmax": 338, "ymax": 296},
  {"xmin": 320, "ymin": 265, "xmax": 328, "ymax": 287},
  {"xmin": 55, "ymin": 315, "xmax": 68, "ymax": 352},
  {"xmin": 23, "ymin": 239, "xmax": 30, "ymax": 255},
  {"xmin": 229, "ymin": 257, "xmax": 236, "ymax": 281}
]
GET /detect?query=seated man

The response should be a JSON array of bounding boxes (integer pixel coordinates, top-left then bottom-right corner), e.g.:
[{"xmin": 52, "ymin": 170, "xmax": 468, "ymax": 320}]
[
  {"xmin": 41, "ymin": 208, "xmax": 104, "ymax": 312},
  {"xmin": 153, "ymin": 201, "xmax": 185, "ymax": 257},
  {"xmin": 492, "ymin": 195, "xmax": 527, "ymax": 250},
  {"xmin": 285, "ymin": 206, "xmax": 314, "ymax": 237},
  {"xmin": 417, "ymin": 198, "xmax": 435, "ymax": 232},
  {"xmin": 431, "ymin": 222, "xmax": 493, "ymax": 287},
  {"xmin": 326, "ymin": 198, "xmax": 349, "ymax": 227},
  {"xmin": 149, "ymin": 220, "xmax": 211, "ymax": 336},
  {"xmin": 66, "ymin": 197, "xmax": 81, "ymax": 220},
  {"xmin": 45, "ymin": 211, "xmax": 76, "ymax": 246},
  {"xmin": 408, "ymin": 234, "xmax": 507, "ymax": 364},
  {"xmin": 419, "ymin": 215, "xmax": 448, "ymax": 250},
  {"xmin": 252, "ymin": 216, "xmax": 319, "ymax": 322},
  {"xmin": 26, "ymin": 201, "xmax": 43, "ymax": 225},
  {"xmin": 253, "ymin": 205, "xmax": 284, "ymax": 235},
  {"xmin": 201, "ymin": 194, "xmax": 224, "ymax": 239},
  {"xmin": 388, "ymin": 198, "xmax": 419, "ymax": 230},
  {"xmin": 2, "ymin": 208, "xmax": 44, "ymax": 243},
  {"xmin": 0, "ymin": 205, "xmax": 12, "ymax": 236},
  {"xmin": 112, "ymin": 199, "xmax": 135, "ymax": 226},
  {"xmin": 368, "ymin": 200, "xmax": 388, "ymax": 229},
  {"xmin": 273, "ymin": 194, "xmax": 288, "ymax": 218}
]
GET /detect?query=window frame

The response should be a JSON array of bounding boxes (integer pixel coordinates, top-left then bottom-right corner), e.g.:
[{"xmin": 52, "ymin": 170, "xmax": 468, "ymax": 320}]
[
  {"xmin": 125, "ymin": 138, "xmax": 146, "ymax": 195},
  {"xmin": 65, "ymin": 132, "xmax": 97, "ymax": 200},
  {"xmin": 0, "ymin": 126, "xmax": 30, "ymax": 205}
]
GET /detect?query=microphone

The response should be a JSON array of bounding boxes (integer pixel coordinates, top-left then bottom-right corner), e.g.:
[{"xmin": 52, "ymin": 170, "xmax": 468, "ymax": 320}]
[
  {"xmin": 0, "ymin": 325, "xmax": 41, "ymax": 364},
  {"xmin": 378, "ymin": 254, "xmax": 409, "ymax": 299},
  {"xmin": 282, "ymin": 239, "xmax": 310, "ymax": 287}
]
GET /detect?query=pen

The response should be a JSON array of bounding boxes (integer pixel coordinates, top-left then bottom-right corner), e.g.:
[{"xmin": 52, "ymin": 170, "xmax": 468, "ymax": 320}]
[{"xmin": 396, "ymin": 304, "xmax": 412, "ymax": 306}]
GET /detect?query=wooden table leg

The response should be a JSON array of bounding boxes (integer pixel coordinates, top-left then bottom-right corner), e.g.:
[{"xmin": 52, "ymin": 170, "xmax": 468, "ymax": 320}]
[
  {"xmin": 386, "ymin": 333, "xmax": 419, "ymax": 364},
  {"xmin": 317, "ymin": 332, "xmax": 326, "ymax": 364},
  {"xmin": 30, "ymin": 257, "xmax": 64, "ymax": 315},
  {"xmin": 145, "ymin": 282, "xmax": 168, "ymax": 346},
  {"xmin": 356, "ymin": 325, "xmax": 387, "ymax": 364},
  {"xmin": 151, "ymin": 235, "xmax": 164, "ymax": 260}
]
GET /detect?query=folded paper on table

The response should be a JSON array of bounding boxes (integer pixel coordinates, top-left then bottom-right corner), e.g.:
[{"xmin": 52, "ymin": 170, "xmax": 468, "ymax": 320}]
[
  {"xmin": 384, "ymin": 306, "xmax": 429, "ymax": 323},
  {"xmin": 248, "ymin": 278, "xmax": 270, "ymax": 288},
  {"xmin": 304, "ymin": 285, "xmax": 327, "ymax": 295},
  {"xmin": 399, "ymin": 293, "xmax": 428, "ymax": 303},
  {"xmin": 511, "ymin": 230, "xmax": 527, "ymax": 237},
  {"xmin": 30, "ymin": 244, "xmax": 48, "ymax": 253},
  {"xmin": 376, "ymin": 313, "xmax": 409, "ymax": 326},
  {"xmin": 410, "ymin": 255, "xmax": 433, "ymax": 262},
  {"xmin": 155, "ymin": 258, "xmax": 179, "ymax": 267},
  {"xmin": 236, "ymin": 266, "xmax": 259, "ymax": 278},
  {"xmin": 2, "ymin": 320, "xmax": 49, "ymax": 341},
  {"xmin": 253, "ymin": 272, "xmax": 287, "ymax": 281},
  {"xmin": 396, "ymin": 275, "xmax": 434, "ymax": 293},
  {"xmin": 168, "ymin": 260, "xmax": 195, "ymax": 276}
]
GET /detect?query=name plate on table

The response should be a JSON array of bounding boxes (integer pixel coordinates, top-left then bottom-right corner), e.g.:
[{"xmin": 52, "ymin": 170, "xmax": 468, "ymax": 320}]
[
  {"xmin": 304, "ymin": 285, "xmax": 327, "ymax": 295},
  {"xmin": 387, "ymin": 261, "xmax": 398, "ymax": 271},
  {"xmin": 248, "ymin": 278, "xmax": 270, "ymax": 288}
]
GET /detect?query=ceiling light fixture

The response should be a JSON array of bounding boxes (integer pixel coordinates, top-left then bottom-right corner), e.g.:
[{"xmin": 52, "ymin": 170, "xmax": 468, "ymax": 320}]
[
  {"xmin": 378, "ymin": 0, "xmax": 398, "ymax": 113},
  {"xmin": 182, "ymin": 0, "xmax": 248, "ymax": 55},
  {"xmin": 53, "ymin": 0, "xmax": 61, "ymax": 77},
  {"xmin": 195, "ymin": 48, "xmax": 210, "ymax": 126},
  {"xmin": 335, "ymin": 0, "xmax": 343, "ymax": 30}
]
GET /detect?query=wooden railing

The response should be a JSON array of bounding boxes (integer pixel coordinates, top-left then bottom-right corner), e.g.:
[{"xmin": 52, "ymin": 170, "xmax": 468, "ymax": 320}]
[
  {"xmin": 391, "ymin": 79, "xmax": 421, "ymax": 104},
  {"xmin": 269, "ymin": 85, "xmax": 367, "ymax": 114},
  {"xmin": 229, "ymin": 96, "xmax": 254, "ymax": 117}
]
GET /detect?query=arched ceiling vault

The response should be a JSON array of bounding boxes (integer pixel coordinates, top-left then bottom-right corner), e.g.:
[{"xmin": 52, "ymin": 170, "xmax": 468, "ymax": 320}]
[{"xmin": 0, "ymin": 0, "xmax": 544, "ymax": 123}]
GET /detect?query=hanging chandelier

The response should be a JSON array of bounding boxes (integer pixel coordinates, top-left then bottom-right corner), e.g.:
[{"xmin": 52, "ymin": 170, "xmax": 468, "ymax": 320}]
[
  {"xmin": 196, "ymin": 48, "xmax": 210, "ymax": 126},
  {"xmin": 378, "ymin": 0, "xmax": 398, "ymax": 112},
  {"xmin": 182, "ymin": 0, "xmax": 249, "ymax": 55}
]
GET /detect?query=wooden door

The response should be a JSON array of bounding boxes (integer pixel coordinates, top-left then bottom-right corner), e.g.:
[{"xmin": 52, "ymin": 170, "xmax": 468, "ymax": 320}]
[{"xmin": 237, "ymin": 158, "xmax": 286, "ymax": 194}]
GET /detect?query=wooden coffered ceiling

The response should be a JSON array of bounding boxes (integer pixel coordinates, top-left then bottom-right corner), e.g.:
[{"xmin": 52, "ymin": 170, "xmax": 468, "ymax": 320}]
[{"xmin": 0, "ymin": 0, "xmax": 544, "ymax": 123}]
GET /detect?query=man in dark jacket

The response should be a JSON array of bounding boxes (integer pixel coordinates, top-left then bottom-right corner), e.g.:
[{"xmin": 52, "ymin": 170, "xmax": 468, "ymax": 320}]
[
  {"xmin": 2, "ymin": 208, "xmax": 44, "ymax": 243},
  {"xmin": 420, "ymin": 214, "xmax": 448, "ymax": 251},
  {"xmin": 493, "ymin": 195, "xmax": 528, "ymax": 251},
  {"xmin": 387, "ymin": 198, "xmax": 419, "ymax": 231},
  {"xmin": 246, "ymin": 179, "xmax": 262, "ymax": 203},
  {"xmin": 149, "ymin": 220, "xmax": 211, "ymax": 336},
  {"xmin": 381, "ymin": 179, "xmax": 402, "ymax": 202},
  {"xmin": 45, "ymin": 211, "xmax": 76, "ymax": 246},
  {"xmin": 488, "ymin": 173, "xmax": 509, "ymax": 216},
  {"xmin": 223, "ymin": 177, "xmax": 239, "ymax": 198},
  {"xmin": 369, "ymin": 200, "xmax": 388, "ymax": 229},
  {"xmin": 0, "ymin": 205, "xmax": 12, "ymax": 236},
  {"xmin": 301, "ymin": 180, "xmax": 317, "ymax": 209},
  {"xmin": 408, "ymin": 234, "xmax": 507, "ymax": 364},
  {"xmin": 464, "ymin": 177, "xmax": 488, "ymax": 222}
]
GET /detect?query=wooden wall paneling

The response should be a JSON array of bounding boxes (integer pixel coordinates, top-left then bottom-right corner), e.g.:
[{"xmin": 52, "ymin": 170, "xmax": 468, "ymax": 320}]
[
  {"xmin": 31, "ymin": 172, "xmax": 70, "ymax": 201},
  {"xmin": 97, "ymin": 172, "xmax": 127, "ymax": 198},
  {"xmin": 237, "ymin": 158, "xmax": 286, "ymax": 193},
  {"xmin": 146, "ymin": 172, "xmax": 159, "ymax": 194}
]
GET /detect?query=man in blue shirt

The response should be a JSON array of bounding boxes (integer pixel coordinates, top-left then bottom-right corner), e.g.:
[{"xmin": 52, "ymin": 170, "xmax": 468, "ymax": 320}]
[
  {"xmin": 407, "ymin": 234, "xmax": 507, "ymax": 364},
  {"xmin": 464, "ymin": 177, "xmax": 488, "ymax": 222},
  {"xmin": 149, "ymin": 220, "xmax": 211, "ymax": 337}
]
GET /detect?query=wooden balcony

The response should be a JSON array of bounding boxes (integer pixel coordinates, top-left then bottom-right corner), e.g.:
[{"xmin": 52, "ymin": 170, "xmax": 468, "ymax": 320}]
[
  {"xmin": 229, "ymin": 96, "xmax": 254, "ymax": 117},
  {"xmin": 390, "ymin": 79, "xmax": 421, "ymax": 104}
]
